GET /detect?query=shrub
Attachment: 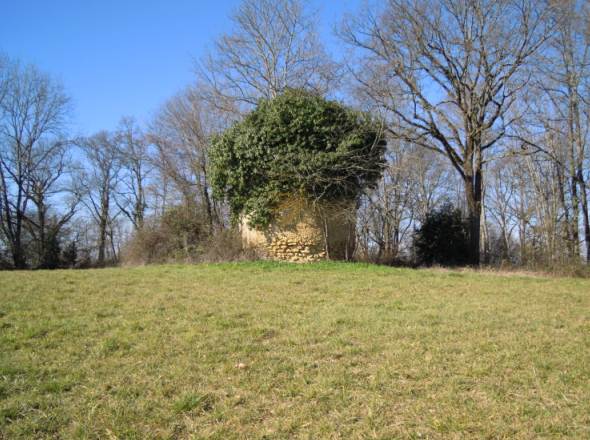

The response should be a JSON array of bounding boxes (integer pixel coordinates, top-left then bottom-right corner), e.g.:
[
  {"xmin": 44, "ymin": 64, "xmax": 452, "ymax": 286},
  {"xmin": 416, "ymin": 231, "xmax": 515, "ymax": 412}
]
[
  {"xmin": 414, "ymin": 203, "xmax": 470, "ymax": 266},
  {"xmin": 122, "ymin": 206, "xmax": 209, "ymax": 264},
  {"xmin": 199, "ymin": 228, "xmax": 258, "ymax": 262},
  {"xmin": 121, "ymin": 206, "xmax": 256, "ymax": 265}
]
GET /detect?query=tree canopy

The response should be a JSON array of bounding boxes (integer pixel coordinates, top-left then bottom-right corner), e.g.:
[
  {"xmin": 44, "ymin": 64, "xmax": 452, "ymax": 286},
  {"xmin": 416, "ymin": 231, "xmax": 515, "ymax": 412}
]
[{"xmin": 210, "ymin": 89, "xmax": 386, "ymax": 227}]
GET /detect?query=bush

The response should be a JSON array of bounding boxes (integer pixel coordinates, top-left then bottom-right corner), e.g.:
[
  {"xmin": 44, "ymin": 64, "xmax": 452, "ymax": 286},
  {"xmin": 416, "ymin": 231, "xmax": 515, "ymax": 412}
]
[
  {"xmin": 122, "ymin": 206, "xmax": 209, "ymax": 264},
  {"xmin": 121, "ymin": 205, "xmax": 256, "ymax": 265},
  {"xmin": 414, "ymin": 203, "xmax": 470, "ymax": 266},
  {"xmin": 199, "ymin": 229, "xmax": 258, "ymax": 262}
]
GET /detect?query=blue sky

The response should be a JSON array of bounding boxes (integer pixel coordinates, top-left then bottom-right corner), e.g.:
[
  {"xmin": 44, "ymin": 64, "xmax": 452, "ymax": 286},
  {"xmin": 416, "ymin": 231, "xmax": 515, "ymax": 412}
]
[{"xmin": 1, "ymin": 0, "xmax": 359, "ymax": 135}]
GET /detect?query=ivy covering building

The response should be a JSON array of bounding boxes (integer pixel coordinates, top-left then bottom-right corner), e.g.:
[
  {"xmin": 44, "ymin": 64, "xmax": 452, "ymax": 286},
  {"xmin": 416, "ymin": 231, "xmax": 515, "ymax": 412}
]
[{"xmin": 210, "ymin": 89, "xmax": 386, "ymax": 261}]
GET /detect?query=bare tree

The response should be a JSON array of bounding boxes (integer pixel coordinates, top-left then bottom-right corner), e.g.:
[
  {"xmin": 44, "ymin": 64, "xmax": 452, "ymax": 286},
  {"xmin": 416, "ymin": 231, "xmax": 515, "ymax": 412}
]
[
  {"xmin": 0, "ymin": 58, "xmax": 70, "ymax": 268},
  {"xmin": 367, "ymin": 155, "xmax": 415, "ymax": 261},
  {"xmin": 485, "ymin": 159, "xmax": 522, "ymax": 262},
  {"xmin": 149, "ymin": 87, "xmax": 224, "ymax": 228},
  {"xmin": 411, "ymin": 149, "xmax": 454, "ymax": 223},
  {"xmin": 115, "ymin": 117, "xmax": 151, "ymax": 230},
  {"xmin": 341, "ymin": 0, "xmax": 555, "ymax": 264},
  {"xmin": 529, "ymin": 0, "xmax": 590, "ymax": 261},
  {"xmin": 198, "ymin": 0, "xmax": 337, "ymax": 112},
  {"xmin": 0, "ymin": 54, "xmax": 10, "ymax": 107},
  {"xmin": 78, "ymin": 131, "xmax": 121, "ymax": 266},
  {"xmin": 25, "ymin": 142, "xmax": 80, "ymax": 268},
  {"xmin": 356, "ymin": 142, "xmax": 451, "ymax": 262}
]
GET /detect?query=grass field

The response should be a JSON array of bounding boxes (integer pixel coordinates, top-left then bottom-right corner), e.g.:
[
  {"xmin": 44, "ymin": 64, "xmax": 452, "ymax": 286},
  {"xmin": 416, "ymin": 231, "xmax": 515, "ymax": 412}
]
[{"xmin": 0, "ymin": 262, "xmax": 589, "ymax": 439}]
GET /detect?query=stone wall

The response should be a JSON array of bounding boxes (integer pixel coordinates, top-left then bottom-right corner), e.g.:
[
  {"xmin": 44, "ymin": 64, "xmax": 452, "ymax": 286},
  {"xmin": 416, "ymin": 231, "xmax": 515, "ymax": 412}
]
[{"xmin": 240, "ymin": 197, "xmax": 355, "ymax": 262}]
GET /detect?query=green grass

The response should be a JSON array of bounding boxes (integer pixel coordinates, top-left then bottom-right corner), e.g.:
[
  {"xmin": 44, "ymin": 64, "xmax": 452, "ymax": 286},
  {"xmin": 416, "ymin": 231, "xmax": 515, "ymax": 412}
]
[{"xmin": 0, "ymin": 262, "xmax": 589, "ymax": 439}]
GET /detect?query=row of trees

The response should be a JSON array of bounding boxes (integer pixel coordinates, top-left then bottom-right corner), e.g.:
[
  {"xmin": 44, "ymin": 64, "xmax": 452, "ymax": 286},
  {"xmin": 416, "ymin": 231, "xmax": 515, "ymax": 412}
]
[{"xmin": 1, "ymin": 0, "xmax": 589, "ymax": 269}]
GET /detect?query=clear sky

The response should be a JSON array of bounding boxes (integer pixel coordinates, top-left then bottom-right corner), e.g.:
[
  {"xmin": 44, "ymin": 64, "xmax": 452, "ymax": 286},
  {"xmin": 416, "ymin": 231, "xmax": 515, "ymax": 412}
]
[{"xmin": 0, "ymin": 0, "xmax": 359, "ymax": 135}]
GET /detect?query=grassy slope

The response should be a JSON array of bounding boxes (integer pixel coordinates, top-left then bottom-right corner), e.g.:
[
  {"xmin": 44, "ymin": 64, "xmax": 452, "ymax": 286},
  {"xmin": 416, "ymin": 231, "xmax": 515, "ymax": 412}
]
[{"xmin": 0, "ymin": 262, "xmax": 589, "ymax": 439}]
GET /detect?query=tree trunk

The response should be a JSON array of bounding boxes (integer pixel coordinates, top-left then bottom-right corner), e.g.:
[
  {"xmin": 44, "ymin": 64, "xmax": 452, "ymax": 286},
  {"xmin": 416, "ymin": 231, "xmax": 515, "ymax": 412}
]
[
  {"xmin": 572, "ymin": 79, "xmax": 588, "ymax": 263},
  {"xmin": 567, "ymin": 90, "xmax": 581, "ymax": 258},
  {"xmin": 38, "ymin": 203, "xmax": 47, "ymax": 268},
  {"xmin": 464, "ymin": 170, "xmax": 482, "ymax": 266},
  {"xmin": 568, "ymin": 172, "xmax": 580, "ymax": 258},
  {"xmin": 11, "ymin": 239, "xmax": 26, "ymax": 269},
  {"xmin": 135, "ymin": 176, "xmax": 145, "ymax": 230},
  {"xmin": 322, "ymin": 215, "xmax": 330, "ymax": 260},
  {"xmin": 481, "ymin": 186, "xmax": 490, "ymax": 264},
  {"xmin": 98, "ymin": 193, "xmax": 109, "ymax": 266},
  {"xmin": 579, "ymin": 174, "xmax": 590, "ymax": 262},
  {"xmin": 12, "ymin": 210, "xmax": 26, "ymax": 269},
  {"xmin": 97, "ymin": 218, "xmax": 107, "ymax": 266}
]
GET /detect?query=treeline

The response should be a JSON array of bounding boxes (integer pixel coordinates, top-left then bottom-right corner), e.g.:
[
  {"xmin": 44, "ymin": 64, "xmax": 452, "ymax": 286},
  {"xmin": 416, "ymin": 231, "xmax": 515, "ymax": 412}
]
[{"xmin": 1, "ymin": 0, "xmax": 589, "ymax": 271}]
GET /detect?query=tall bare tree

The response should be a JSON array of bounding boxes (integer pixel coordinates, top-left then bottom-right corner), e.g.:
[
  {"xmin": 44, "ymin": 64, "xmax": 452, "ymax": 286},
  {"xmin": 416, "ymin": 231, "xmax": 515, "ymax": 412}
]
[
  {"xmin": 198, "ymin": 0, "xmax": 336, "ymax": 112},
  {"xmin": 149, "ymin": 87, "xmax": 224, "ymax": 228},
  {"xmin": 0, "ymin": 58, "xmax": 70, "ymax": 268},
  {"xmin": 115, "ymin": 117, "xmax": 151, "ymax": 230},
  {"xmin": 25, "ymin": 142, "xmax": 80, "ymax": 268},
  {"xmin": 341, "ymin": 0, "xmax": 555, "ymax": 264},
  {"xmin": 530, "ymin": 0, "xmax": 590, "ymax": 261},
  {"xmin": 78, "ymin": 131, "xmax": 121, "ymax": 266},
  {"xmin": 357, "ymin": 142, "xmax": 450, "ymax": 262},
  {"xmin": 0, "ymin": 55, "xmax": 10, "ymax": 107}
]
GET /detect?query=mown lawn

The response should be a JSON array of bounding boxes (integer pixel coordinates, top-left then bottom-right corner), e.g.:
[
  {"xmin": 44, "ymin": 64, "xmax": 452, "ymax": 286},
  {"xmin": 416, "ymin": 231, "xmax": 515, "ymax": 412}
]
[{"xmin": 0, "ymin": 262, "xmax": 589, "ymax": 439}]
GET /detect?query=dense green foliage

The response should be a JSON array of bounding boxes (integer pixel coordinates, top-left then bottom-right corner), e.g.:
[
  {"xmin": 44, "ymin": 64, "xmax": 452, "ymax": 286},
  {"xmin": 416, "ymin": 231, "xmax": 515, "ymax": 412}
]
[
  {"xmin": 210, "ymin": 89, "xmax": 386, "ymax": 227},
  {"xmin": 414, "ymin": 203, "xmax": 471, "ymax": 266}
]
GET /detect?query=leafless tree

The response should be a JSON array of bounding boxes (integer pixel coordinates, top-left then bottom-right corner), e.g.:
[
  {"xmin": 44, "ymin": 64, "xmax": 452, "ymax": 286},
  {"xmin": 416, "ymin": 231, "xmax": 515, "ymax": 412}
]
[
  {"xmin": 0, "ymin": 55, "xmax": 10, "ymax": 106},
  {"xmin": 527, "ymin": 0, "xmax": 590, "ymax": 261},
  {"xmin": 25, "ymin": 142, "xmax": 80, "ymax": 268},
  {"xmin": 0, "ymin": 58, "xmax": 71, "ymax": 268},
  {"xmin": 78, "ymin": 131, "xmax": 121, "ymax": 266},
  {"xmin": 149, "ymin": 87, "xmax": 225, "ymax": 228},
  {"xmin": 485, "ymin": 159, "xmax": 522, "ymax": 262},
  {"xmin": 198, "ymin": 0, "xmax": 337, "ymax": 113},
  {"xmin": 356, "ymin": 142, "xmax": 450, "ymax": 262},
  {"xmin": 370, "ymin": 153, "xmax": 415, "ymax": 261},
  {"xmin": 115, "ymin": 117, "xmax": 151, "ymax": 230},
  {"xmin": 341, "ymin": 0, "xmax": 556, "ymax": 264}
]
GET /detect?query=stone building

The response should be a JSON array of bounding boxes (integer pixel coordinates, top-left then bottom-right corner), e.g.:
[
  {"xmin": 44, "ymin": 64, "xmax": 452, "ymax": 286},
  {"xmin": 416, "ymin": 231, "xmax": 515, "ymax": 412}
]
[{"xmin": 240, "ymin": 196, "xmax": 356, "ymax": 262}]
